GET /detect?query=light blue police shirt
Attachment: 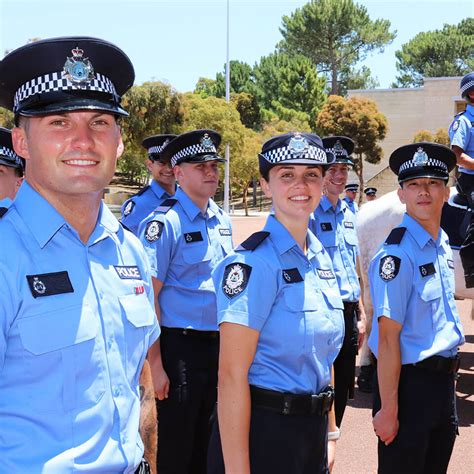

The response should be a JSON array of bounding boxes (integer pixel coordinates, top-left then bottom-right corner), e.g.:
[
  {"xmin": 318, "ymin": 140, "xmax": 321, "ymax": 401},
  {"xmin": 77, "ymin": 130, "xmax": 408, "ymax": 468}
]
[
  {"xmin": 343, "ymin": 196, "xmax": 359, "ymax": 214},
  {"xmin": 121, "ymin": 180, "xmax": 175, "ymax": 235},
  {"xmin": 0, "ymin": 182, "xmax": 160, "ymax": 473},
  {"xmin": 449, "ymin": 103, "xmax": 474, "ymax": 175},
  {"xmin": 368, "ymin": 213, "xmax": 465, "ymax": 365},
  {"xmin": 139, "ymin": 186, "xmax": 233, "ymax": 331},
  {"xmin": 310, "ymin": 196, "xmax": 360, "ymax": 302},
  {"xmin": 213, "ymin": 215, "xmax": 345, "ymax": 394}
]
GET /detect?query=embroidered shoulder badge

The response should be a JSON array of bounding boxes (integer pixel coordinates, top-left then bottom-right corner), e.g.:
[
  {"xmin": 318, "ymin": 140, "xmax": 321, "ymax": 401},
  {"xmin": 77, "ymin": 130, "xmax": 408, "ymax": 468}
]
[
  {"xmin": 123, "ymin": 200, "xmax": 135, "ymax": 217},
  {"xmin": 452, "ymin": 120, "xmax": 460, "ymax": 132},
  {"xmin": 222, "ymin": 263, "xmax": 252, "ymax": 299},
  {"xmin": 379, "ymin": 255, "xmax": 401, "ymax": 281},
  {"xmin": 145, "ymin": 220, "xmax": 164, "ymax": 242}
]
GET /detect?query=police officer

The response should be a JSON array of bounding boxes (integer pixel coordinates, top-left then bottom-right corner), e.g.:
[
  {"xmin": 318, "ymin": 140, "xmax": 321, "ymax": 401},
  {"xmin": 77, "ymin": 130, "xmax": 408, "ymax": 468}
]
[
  {"xmin": 449, "ymin": 72, "xmax": 474, "ymax": 287},
  {"xmin": 0, "ymin": 127, "xmax": 24, "ymax": 213},
  {"xmin": 369, "ymin": 142, "xmax": 464, "ymax": 474},
  {"xmin": 310, "ymin": 136, "xmax": 367, "ymax": 428},
  {"xmin": 0, "ymin": 37, "xmax": 159, "ymax": 473},
  {"xmin": 364, "ymin": 187, "xmax": 377, "ymax": 201},
  {"xmin": 208, "ymin": 132, "xmax": 344, "ymax": 474},
  {"xmin": 121, "ymin": 134, "xmax": 177, "ymax": 235},
  {"xmin": 343, "ymin": 182, "xmax": 359, "ymax": 213},
  {"xmin": 140, "ymin": 130, "xmax": 233, "ymax": 474}
]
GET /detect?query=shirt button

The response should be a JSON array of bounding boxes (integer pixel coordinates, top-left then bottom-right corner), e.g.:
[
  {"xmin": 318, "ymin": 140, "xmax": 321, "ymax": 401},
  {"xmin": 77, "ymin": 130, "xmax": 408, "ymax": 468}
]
[
  {"xmin": 122, "ymin": 435, "xmax": 128, "ymax": 444},
  {"xmin": 107, "ymin": 337, "xmax": 114, "ymax": 349},
  {"xmin": 113, "ymin": 386, "xmax": 120, "ymax": 397}
]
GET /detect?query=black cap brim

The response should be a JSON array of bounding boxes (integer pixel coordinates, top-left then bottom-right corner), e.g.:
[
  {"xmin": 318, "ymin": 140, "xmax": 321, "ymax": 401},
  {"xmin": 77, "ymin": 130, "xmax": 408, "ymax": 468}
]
[
  {"xmin": 0, "ymin": 158, "xmax": 21, "ymax": 168},
  {"xmin": 398, "ymin": 168, "xmax": 450, "ymax": 184},
  {"xmin": 177, "ymin": 154, "xmax": 226, "ymax": 165}
]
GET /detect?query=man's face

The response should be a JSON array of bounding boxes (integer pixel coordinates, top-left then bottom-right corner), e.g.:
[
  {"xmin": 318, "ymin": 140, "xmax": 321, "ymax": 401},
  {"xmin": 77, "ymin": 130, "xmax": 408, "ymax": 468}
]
[
  {"xmin": 174, "ymin": 161, "xmax": 220, "ymax": 201},
  {"xmin": 366, "ymin": 193, "xmax": 376, "ymax": 201},
  {"xmin": 12, "ymin": 111, "xmax": 123, "ymax": 202},
  {"xmin": 0, "ymin": 164, "xmax": 22, "ymax": 201},
  {"xmin": 324, "ymin": 163, "xmax": 348, "ymax": 197},
  {"xmin": 146, "ymin": 158, "xmax": 175, "ymax": 189}
]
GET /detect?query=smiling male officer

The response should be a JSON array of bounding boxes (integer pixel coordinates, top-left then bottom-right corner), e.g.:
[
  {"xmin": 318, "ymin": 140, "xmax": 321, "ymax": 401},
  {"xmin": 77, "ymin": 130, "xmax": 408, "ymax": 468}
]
[{"xmin": 0, "ymin": 127, "xmax": 24, "ymax": 213}]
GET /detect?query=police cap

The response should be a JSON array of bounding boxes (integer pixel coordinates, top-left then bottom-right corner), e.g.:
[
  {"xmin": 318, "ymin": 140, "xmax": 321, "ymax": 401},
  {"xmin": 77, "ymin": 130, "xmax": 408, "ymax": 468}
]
[
  {"xmin": 258, "ymin": 132, "xmax": 334, "ymax": 176},
  {"xmin": 0, "ymin": 36, "xmax": 134, "ymax": 120},
  {"xmin": 460, "ymin": 72, "xmax": 474, "ymax": 99},
  {"xmin": 0, "ymin": 127, "xmax": 24, "ymax": 171},
  {"xmin": 389, "ymin": 142, "xmax": 456, "ymax": 183},
  {"xmin": 142, "ymin": 134, "xmax": 177, "ymax": 162},
  {"xmin": 345, "ymin": 183, "xmax": 359, "ymax": 192},
  {"xmin": 364, "ymin": 187, "xmax": 377, "ymax": 195},
  {"xmin": 322, "ymin": 136, "xmax": 354, "ymax": 166},
  {"xmin": 161, "ymin": 130, "xmax": 224, "ymax": 168}
]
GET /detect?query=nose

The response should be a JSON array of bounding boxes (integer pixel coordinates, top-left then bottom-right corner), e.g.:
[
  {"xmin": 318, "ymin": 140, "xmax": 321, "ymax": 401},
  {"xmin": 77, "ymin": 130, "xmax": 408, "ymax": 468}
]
[{"xmin": 71, "ymin": 122, "xmax": 94, "ymax": 150}]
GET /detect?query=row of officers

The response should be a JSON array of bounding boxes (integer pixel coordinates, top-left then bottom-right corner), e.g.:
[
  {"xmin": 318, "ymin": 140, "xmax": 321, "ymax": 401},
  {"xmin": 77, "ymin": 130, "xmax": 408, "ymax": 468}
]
[{"xmin": 0, "ymin": 36, "xmax": 467, "ymax": 474}]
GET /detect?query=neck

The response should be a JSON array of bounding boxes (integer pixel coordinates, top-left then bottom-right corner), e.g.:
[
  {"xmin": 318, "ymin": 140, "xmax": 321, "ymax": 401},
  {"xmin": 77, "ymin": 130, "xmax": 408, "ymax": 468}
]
[
  {"xmin": 411, "ymin": 214, "xmax": 441, "ymax": 241},
  {"xmin": 326, "ymin": 191, "xmax": 339, "ymax": 208},
  {"xmin": 158, "ymin": 181, "xmax": 176, "ymax": 196},
  {"xmin": 182, "ymin": 188, "xmax": 210, "ymax": 214}
]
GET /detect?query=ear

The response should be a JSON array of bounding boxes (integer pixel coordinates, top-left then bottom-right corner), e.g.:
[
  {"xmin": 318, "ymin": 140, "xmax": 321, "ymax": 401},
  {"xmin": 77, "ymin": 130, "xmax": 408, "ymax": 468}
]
[
  {"xmin": 145, "ymin": 159, "xmax": 154, "ymax": 174},
  {"xmin": 173, "ymin": 165, "xmax": 182, "ymax": 181},
  {"xmin": 397, "ymin": 186, "xmax": 406, "ymax": 204},
  {"xmin": 116, "ymin": 136, "xmax": 124, "ymax": 159},
  {"xmin": 15, "ymin": 177, "xmax": 24, "ymax": 191},
  {"xmin": 443, "ymin": 185, "xmax": 450, "ymax": 202},
  {"xmin": 12, "ymin": 127, "xmax": 30, "ymax": 160},
  {"xmin": 260, "ymin": 176, "xmax": 272, "ymax": 199}
]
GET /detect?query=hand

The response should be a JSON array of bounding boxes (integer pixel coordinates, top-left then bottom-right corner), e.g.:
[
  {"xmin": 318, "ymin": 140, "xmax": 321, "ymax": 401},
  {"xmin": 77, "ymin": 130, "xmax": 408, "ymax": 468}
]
[
  {"xmin": 327, "ymin": 439, "xmax": 337, "ymax": 472},
  {"xmin": 149, "ymin": 361, "xmax": 170, "ymax": 400},
  {"xmin": 357, "ymin": 319, "xmax": 366, "ymax": 350},
  {"xmin": 373, "ymin": 408, "xmax": 399, "ymax": 446}
]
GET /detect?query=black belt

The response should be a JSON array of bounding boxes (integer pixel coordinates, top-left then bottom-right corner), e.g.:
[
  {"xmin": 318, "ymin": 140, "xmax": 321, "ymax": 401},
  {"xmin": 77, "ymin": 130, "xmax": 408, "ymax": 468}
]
[
  {"xmin": 161, "ymin": 326, "xmax": 219, "ymax": 339},
  {"xmin": 410, "ymin": 355, "xmax": 460, "ymax": 374},
  {"xmin": 250, "ymin": 385, "xmax": 334, "ymax": 416}
]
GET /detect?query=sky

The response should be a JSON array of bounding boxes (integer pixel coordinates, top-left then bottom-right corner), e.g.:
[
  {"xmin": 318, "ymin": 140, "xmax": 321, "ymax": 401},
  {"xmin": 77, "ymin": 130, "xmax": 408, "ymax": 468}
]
[{"xmin": 0, "ymin": 0, "xmax": 472, "ymax": 93}]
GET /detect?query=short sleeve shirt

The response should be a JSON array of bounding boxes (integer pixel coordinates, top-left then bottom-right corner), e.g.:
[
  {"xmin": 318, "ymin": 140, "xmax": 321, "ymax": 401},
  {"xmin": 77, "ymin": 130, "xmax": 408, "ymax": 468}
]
[{"xmin": 449, "ymin": 103, "xmax": 474, "ymax": 175}]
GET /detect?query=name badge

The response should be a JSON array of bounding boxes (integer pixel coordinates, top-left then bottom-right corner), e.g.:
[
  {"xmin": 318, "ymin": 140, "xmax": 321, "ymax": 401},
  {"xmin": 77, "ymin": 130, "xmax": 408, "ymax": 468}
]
[
  {"xmin": 219, "ymin": 228, "xmax": 232, "ymax": 236},
  {"xmin": 115, "ymin": 265, "xmax": 141, "ymax": 280},
  {"xmin": 419, "ymin": 263, "xmax": 436, "ymax": 277},
  {"xmin": 26, "ymin": 271, "xmax": 74, "ymax": 298},
  {"xmin": 282, "ymin": 268, "xmax": 303, "ymax": 283},
  {"xmin": 317, "ymin": 268, "xmax": 335, "ymax": 280},
  {"xmin": 320, "ymin": 222, "xmax": 333, "ymax": 232},
  {"xmin": 184, "ymin": 231, "xmax": 203, "ymax": 243},
  {"xmin": 344, "ymin": 221, "xmax": 354, "ymax": 229}
]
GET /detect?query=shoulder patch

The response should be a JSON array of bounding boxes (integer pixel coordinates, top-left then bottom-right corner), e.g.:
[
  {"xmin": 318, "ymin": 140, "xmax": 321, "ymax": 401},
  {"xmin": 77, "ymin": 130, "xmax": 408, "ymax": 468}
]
[
  {"xmin": 145, "ymin": 220, "xmax": 164, "ymax": 242},
  {"xmin": 136, "ymin": 185, "xmax": 151, "ymax": 197},
  {"xmin": 0, "ymin": 207, "xmax": 8, "ymax": 218},
  {"xmin": 451, "ymin": 119, "xmax": 460, "ymax": 132},
  {"xmin": 379, "ymin": 255, "xmax": 401, "ymax": 281},
  {"xmin": 222, "ymin": 263, "xmax": 252, "ymax": 299},
  {"xmin": 236, "ymin": 231, "xmax": 270, "ymax": 251},
  {"xmin": 154, "ymin": 198, "xmax": 178, "ymax": 213},
  {"xmin": 385, "ymin": 227, "xmax": 407, "ymax": 245},
  {"xmin": 123, "ymin": 200, "xmax": 135, "ymax": 217}
]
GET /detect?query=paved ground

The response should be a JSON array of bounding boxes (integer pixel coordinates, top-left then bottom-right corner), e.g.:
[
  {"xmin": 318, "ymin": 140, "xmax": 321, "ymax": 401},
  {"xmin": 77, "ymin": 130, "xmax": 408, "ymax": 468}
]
[{"xmin": 230, "ymin": 213, "xmax": 474, "ymax": 474}]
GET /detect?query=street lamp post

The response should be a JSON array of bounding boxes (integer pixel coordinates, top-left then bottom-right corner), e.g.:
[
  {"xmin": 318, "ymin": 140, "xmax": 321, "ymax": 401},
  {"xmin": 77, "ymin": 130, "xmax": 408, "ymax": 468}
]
[{"xmin": 223, "ymin": 0, "xmax": 230, "ymax": 214}]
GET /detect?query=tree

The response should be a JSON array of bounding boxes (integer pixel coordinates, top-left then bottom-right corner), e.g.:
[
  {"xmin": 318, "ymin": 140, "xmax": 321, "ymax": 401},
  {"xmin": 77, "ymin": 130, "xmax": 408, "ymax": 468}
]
[
  {"xmin": 317, "ymin": 95, "xmax": 388, "ymax": 200},
  {"xmin": 0, "ymin": 108, "xmax": 14, "ymax": 129},
  {"xmin": 393, "ymin": 18, "xmax": 474, "ymax": 87},
  {"xmin": 342, "ymin": 65, "xmax": 379, "ymax": 93},
  {"xmin": 230, "ymin": 92, "xmax": 262, "ymax": 130},
  {"xmin": 413, "ymin": 130, "xmax": 434, "ymax": 142},
  {"xmin": 213, "ymin": 60, "xmax": 255, "ymax": 98},
  {"xmin": 412, "ymin": 128, "xmax": 450, "ymax": 146},
  {"xmin": 279, "ymin": 0, "xmax": 395, "ymax": 95},
  {"xmin": 194, "ymin": 77, "xmax": 217, "ymax": 97}
]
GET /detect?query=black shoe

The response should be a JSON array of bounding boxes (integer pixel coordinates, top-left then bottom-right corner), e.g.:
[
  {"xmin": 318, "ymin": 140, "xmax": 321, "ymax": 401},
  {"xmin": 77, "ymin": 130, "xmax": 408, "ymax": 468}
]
[{"xmin": 357, "ymin": 365, "xmax": 374, "ymax": 393}]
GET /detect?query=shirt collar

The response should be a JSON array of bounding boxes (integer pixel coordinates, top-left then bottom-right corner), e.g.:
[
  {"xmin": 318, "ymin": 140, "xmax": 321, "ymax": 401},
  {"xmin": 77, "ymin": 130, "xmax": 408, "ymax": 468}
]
[
  {"xmin": 175, "ymin": 187, "xmax": 204, "ymax": 221},
  {"xmin": 466, "ymin": 103, "xmax": 474, "ymax": 117},
  {"xmin": 402, "ymin": 213, "xmax": 442, "ymax": 249},
  {"xmin": 0, "ymin": 197, "xmax": 12, "ymax": 208},
  {"xmin": 150, "ymin": 180, "xmax": 171, "ymax": 199},
  {"xmin": 320, "ymin": 195, "xmax": 343, "ymax": 214}
]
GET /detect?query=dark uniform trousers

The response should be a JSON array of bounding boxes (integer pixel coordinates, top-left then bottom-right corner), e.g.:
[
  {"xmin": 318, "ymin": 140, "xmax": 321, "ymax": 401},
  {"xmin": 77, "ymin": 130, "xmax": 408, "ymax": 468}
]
[
  {"xmin": 156, "ymin": 328, "xmax": 219, "ymax": 474},
  {"xmin": 334, "ymin": 302, "xmax": 359, "ymax": 427},
  {"xmin": 207, "ymin": 406, "xmax": 329, "ymax": 474},
  {"xmin": 373, "ymin": 364, "xmax": 458, "ymax": 474},
  {"xmin": 457, "ymin": 173, "xmax": 474, "ymax": 287}
]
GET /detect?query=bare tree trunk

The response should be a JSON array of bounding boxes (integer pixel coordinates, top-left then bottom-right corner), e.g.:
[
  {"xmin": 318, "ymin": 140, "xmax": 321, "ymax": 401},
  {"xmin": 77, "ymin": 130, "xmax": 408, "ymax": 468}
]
[
  {"xmin": 243, "ymin": 184, "xmax": 249, "ymax": 217},
  {"xmin": 357, "ymin": 153, "xmax": 364, "ymax": 206}
]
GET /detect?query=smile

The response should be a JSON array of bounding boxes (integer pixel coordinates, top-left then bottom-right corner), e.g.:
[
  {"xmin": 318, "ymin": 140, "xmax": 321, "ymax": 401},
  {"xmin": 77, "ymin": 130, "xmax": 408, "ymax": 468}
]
[
  {"xmin": 289, "ymin": 195, "xmax": 310, "ymax": 201},
  {"xmin": 63, "ymin": 160, "xmax": 98, "ymax": 166}
]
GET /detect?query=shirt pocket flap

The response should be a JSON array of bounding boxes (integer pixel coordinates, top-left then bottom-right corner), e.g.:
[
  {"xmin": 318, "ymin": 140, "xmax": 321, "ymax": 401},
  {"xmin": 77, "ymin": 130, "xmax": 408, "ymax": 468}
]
[
  {"xmin": 317, "ymin": 230, "xmax": 337, "ymax": 248},
  {"xmin": 182, "ymin": 244, "xmax": 213, "ymax": 264},
  {"xmin": 119, "ymin": 293, "xmax": 155, "ymax": 328},
  {"xmin": 283, "ymin": 285, "xmax": 320, "ymax": 312},
  {"xmin": 18, "ymin": 304, "xmax": 96, "ymax": 355},
  {"xmin": 416, "ymin": 278, "xmax": 441, "ymax": 302},
  {"xmin": 322, "ymin": 288, "xmax": 344, "ymax": 310},
  {"xmin": 343, "ymin": 230, "xmax": 358, "ymax": 246}
]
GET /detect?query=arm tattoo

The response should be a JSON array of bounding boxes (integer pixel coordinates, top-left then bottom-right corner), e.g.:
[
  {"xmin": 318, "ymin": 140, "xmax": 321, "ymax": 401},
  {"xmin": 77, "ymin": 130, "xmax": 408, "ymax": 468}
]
[{"xmin": 139, "ymin": 360, "xmax": 157, "ymax": 474}]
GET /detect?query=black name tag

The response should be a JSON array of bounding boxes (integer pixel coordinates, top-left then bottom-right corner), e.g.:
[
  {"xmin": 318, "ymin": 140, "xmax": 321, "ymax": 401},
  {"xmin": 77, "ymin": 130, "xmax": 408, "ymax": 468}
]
[
  {"xmin": 320, "ymin": 222, "xmax": 333, "ymax": 232},
  {"xmin": 219, "ymin": 228, "xmax": 232, "ymax": 236},
  {"xmin": 282, "ymin": 268, "xmax": 304, "ymax": 283},
  {"xmin": 114, "ymin": 265, "xmax": 141, "ymax": 280},
  {"xmin": 26, "ymin": 271, "xmax": 74, "ymax": 298},
  {"xmin": 184, "ymin": 231, "xmax": 203, "ymax": 243},
  {"xmin": 419, "ymin": 263, "xmax": 436, "ymax": 277},
  {"xmin": 317, "ymin": 268, "xmax": 335, "ymax": 280},
  {"xmin": 344, "ymin": 221, "xmax": 354, "ymax": 229}
]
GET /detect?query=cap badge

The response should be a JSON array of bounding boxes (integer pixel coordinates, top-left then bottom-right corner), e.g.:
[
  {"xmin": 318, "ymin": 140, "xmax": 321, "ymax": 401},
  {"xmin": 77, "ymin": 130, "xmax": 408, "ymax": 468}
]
[
  {"xmin": 288, "ymin": 133, "xmax": 308, "ymax": 155},
  {"xmin": 63, "ymin": 47, "xmax": 95, "ymax": 84},
  {"xmin": 200, "ymin": 133, "xmax": 214, "ymax": 151},
  {"xmin": 333, "ymin": 140, "xmax": 344, "ymax": 155},
  {"xmin": 413, "ymin": 147, "xmax": 429, "ymax": 166}
]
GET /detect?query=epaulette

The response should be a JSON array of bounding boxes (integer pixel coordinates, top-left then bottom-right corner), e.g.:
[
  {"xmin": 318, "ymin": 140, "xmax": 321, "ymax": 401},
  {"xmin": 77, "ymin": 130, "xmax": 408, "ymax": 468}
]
[
  {"xmin": 236, "ymin": 231, "xmax": 270, "ymax": 251},
  {"xmin": 384, "ymin": 227, "xmax": 406, "ymax": 245},
  {"xmin": 119, "ymin": 221, "xmax": 132, "ymax": 232},
  {"xmin": 136, "ymin": 185, "xmax": 151, "ymax": 197},
  {"xmin": 153, "ymin": 198, "xmax": 178, "ymax": 214},
  {"xmin": 0, "ymin": 207, "xmax": 8, "ymax": 218},
  {"xmin": 454, "ymin": 110, "xmax": 465, "ymax": 118}
]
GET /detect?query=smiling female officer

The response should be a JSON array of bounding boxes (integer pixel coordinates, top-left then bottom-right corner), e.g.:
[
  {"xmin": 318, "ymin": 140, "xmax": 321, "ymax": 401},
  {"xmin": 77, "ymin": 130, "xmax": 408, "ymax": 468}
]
[{"xmin": 208, "ymin": 132, "xmax": 345, "ymax": 474}]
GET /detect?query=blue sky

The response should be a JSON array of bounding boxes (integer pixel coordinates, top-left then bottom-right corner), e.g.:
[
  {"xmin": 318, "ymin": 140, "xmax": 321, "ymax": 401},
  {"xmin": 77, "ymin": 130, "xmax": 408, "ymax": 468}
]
[{"xmin": 1, "ymin": 0, "xmax": 472, "ymax": 92}]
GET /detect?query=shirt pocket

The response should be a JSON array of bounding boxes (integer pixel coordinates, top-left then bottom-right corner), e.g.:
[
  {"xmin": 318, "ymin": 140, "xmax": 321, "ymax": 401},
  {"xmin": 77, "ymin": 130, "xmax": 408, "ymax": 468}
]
[
  {"xmin": 415, "ymin": 277, "xmax": 444, "ymax": 331},
  {"xmin": 118, "ymin": 292, "xmax": 156, "ymax": 382},
  {"xmin": 18, "ymin": 304, "xmax": 105, "ymax": 413},
  {"xmin": 343, "ymin": 229, "xmax": 358, "ymax": 248},
  {"xmin": 317, "ymin": 230, "xmax": 337, "ymax": 249}
]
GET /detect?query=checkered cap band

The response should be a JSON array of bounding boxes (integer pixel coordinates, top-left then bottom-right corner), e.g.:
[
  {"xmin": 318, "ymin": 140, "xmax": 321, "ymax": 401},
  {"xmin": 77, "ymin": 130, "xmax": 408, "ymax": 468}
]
[
  {"xmin": 13, "ymin": 71, "xmax": 117, "ymax": 111},
  {"xmin": 0, "ymin": 146, "xmax": 22, "ymax": 167},
  {"xmin": 171, "ymin": 143, "xmax": 217, "ymax": 167},
  {"xmin": 326, "ymin": 146, "xmax": 348, "ymax": 157},
  {"xmin": 261, "ymin": 145, "xmax": 327, "ymax": 164},
  {"xmin": 461, "ymin": 79, "xmax": 474, "ymax": 95},
  {"xmin": 148, "ymin": 145, "xmax": 164, "ymax": 154},
  {"xmin": 399, "ymin": 157, "xmax": 448, "ymax": 173}
]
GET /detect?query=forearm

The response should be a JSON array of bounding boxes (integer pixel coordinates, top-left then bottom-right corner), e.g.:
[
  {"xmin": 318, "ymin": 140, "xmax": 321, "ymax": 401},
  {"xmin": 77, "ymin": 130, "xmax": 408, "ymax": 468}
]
[
  {"xmin": 218, "ymin": 370, "xmax": 252, "ymax": 474},
  {"xmin": 453, "ymin": 146, "xmax": 474, "ymax": 170},
  {"xmin": 139, "ymin": 360, "xmax": 157, "ymax": 474},
  {"xmin": 377, "ymin": 330, "xmax": 401, "ymax": 416}
]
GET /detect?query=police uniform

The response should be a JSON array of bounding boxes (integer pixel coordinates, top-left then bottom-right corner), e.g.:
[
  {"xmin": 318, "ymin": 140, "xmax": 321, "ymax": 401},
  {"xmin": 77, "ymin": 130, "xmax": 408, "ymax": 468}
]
[
  {"xmin": 121, "ymin": 134, "xmax": 177, "ymax": 235},
  {"xmin": 138, "ymin": 130, "xmax": 233, "ymax": 474},
  {"xmin": 0, "ymin": 37, "xmax": 159, "ymax": 473},
  {"xmin": 449, "ymin": 72, "xmax": 474, "ymax": 287},
  {"xmin": 208, "ymin": 133, "xmax": 344, "ymax": 474},
  {"xmin": 310, "ymin": 136, "xmax": 360, "ymax": 427},
  {"xmin": 343, "ymin": 183, "xmax": 359, "ymax": 213},
  {"xmin": 369, "ymin": 143, "xmax": 465, "ymax": 474}
]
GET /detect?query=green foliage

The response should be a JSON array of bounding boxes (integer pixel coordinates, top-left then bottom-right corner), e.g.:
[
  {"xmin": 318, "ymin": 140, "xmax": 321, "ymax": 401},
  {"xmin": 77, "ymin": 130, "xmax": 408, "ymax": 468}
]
[
  {"xmin": 213, "ymin": 60, "xmax": 256, "ymax": 98},
  {"xmin": 342, "ymin": 65, "xmax": 380, "ymax": 93},
  {"xmin": 279, "ymin": 0, "xmax": 395, "ymax": 95},
  {"xmin": 0, "ymin": 108, "xmax": 14, "ymax": 129},
  {"xmin": 194, "ymin": 77, "xmax": 217, "ymax": 97},
  {"xmin": 230, "ymin": 92, "xmax": 263, "ymax": 130},
  {"xmin": 412, "ymin": 128, "xmax": 450, "ymax": 146},
  {"xmin": 413, "ymin": 130, "xmax": 434, "ymax": 142},
  {"xmin": 394, "ymin": 18, "xmax": 474, "ymax": 87}
]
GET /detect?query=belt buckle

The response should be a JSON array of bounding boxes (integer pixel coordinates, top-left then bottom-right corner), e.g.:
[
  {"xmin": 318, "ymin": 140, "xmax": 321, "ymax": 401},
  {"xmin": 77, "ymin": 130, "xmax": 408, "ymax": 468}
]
[
  {"xmin": 311, "ymin": 393, "xmax": 322, "ymax": 415},
  {"xmin": 283, "ymin": 395, "xmax": 292, "ymax": 415}
]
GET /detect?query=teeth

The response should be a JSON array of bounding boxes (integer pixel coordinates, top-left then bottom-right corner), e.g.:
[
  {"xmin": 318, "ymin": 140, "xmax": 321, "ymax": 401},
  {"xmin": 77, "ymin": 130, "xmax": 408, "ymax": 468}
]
[
  {"xmin": 64, "ymin": 160, "xmax": 97, "ymax": 166},
  {"xmin": 290, "ymin": 196, "xmax": 309, "ymax": 201}
]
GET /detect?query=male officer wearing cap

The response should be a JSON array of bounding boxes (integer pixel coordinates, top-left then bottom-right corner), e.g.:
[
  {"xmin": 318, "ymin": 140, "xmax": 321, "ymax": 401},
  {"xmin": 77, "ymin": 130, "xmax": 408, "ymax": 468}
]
[
  {"xmin": 0, "ymin": 127, "xmax": 24, "ymax": 214},
  {"xmin": 369, "ymin": 142, "xmax": 464, "ymax": 473},
  {"xmin": 139, "ymin": 129, "xmax": 233, "ymax": 474},
  {"xmin": 208, "ymin": 132, "xmax": 343, "ymax": 474},
  {"xmin": 344, "ymin": 183, "xmax": 359, "ymax": 213},
  {"xmin": 364, "ymin": 187, "xmax": 377, "ymax": 201},
  {"xmin": 0, "ymin": 37, "xmax": 159, "ymax": 473},
  {"xmin": 310, "ymin": 136, "xmax": 367, "ymax": 429},
  {"xmin": 121, "ymin": 134, "xmax": 177, "ymax": 235},
  {"xmin": 449, "ymin": 72, "xmax": 474, "ymax": 287}
]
